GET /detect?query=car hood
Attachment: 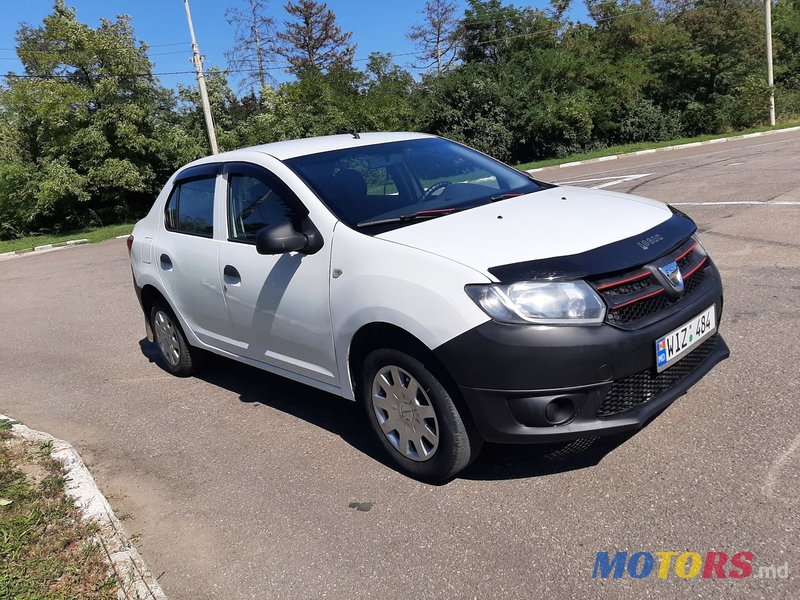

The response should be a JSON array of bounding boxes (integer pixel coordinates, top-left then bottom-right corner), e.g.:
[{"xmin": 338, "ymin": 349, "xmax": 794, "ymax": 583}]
[{"xmin": 377, "ymin": 186, "xmax": 676, "ymax": 280}]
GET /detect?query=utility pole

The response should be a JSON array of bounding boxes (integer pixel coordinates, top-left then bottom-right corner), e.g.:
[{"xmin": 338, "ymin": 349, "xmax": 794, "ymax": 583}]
[
  {"xmin": 184, "ymin": 0, "xmax": 219, "ymax": 154},
  {"xmin": 766, "ymin": 0, "xmax": 776, "ymax": 126}
]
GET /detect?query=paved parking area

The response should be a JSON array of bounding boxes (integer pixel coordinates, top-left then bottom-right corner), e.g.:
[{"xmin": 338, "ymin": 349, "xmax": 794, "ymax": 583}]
[{"xmin": 1, "ymin": 132, "xmax": 798, "ymax": 599}]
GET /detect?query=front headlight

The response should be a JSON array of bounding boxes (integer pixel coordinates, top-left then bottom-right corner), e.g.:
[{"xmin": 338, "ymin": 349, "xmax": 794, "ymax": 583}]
[{"xmin": 465, "ymin": 280, "xmax": 606, "ymax": 325}]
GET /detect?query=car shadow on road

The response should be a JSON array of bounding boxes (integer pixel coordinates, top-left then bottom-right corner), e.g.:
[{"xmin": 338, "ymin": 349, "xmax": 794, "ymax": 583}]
[
  {"xmin": 461, "ymin": 432, "xmax": 637, "ymax": 481},
  {"xmin": 139, "ymin": 339, "xmax": 396, "ymax": 469},
  {"xmin": 140, "ymin": 339, "xmax": 638, "ymax": 483}
]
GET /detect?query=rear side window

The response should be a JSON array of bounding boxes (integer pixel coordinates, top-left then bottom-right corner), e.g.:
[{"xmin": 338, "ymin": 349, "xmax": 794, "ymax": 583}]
[
  {"xmin": 227, "ymin": 174, "xmax": 299, "ymax": 243},
  {"xmin": 164, "ymin": 176, "xmax": 216, "ymax": 237}
]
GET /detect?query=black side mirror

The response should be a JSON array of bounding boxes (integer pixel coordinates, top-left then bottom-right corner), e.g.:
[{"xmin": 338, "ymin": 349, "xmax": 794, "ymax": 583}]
[
  {"xmin": 254, "ymin": 219, "xmax": 324, "ymax": 256},
  {"xmin": 255, "ymin": 222, "xmax": 308, "ymax": 255}
]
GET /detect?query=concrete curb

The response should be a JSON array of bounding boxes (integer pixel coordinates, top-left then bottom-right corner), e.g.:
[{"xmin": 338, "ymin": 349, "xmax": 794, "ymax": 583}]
[
  {"xmin": 526, "ymin": 125, "xmax": 800, "ymax": 173},
  {"xmin": 31, "ymin": 238, "xmax": 89, "ymax": 252},
  {"xmin": 0, "ymin": 415, "xmax": 167, "ymax": 600},
  {"xmin": 0, "ymin": 239, "xmax": 90, "ymax": 261}
]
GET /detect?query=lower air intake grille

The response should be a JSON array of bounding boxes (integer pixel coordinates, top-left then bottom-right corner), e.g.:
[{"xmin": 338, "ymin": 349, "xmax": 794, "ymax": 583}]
[{"xmin": 597, "ymin": 335, "xmax": 718, "ymax": 418}]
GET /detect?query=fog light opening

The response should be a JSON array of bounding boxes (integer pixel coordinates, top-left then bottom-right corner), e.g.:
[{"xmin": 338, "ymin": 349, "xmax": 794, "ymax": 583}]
[{"xmin": 545, "ymin": 397, "xmax": 576, "ymax": 425}]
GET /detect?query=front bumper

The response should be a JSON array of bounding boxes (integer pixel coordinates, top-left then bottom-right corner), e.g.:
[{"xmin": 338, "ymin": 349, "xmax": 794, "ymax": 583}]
[{"xmin": 434, "ymin": 263, "xmax": 730, "ymax": 443}]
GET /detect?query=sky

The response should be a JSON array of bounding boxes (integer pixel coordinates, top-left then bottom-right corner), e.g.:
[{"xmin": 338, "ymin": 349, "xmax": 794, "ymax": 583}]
[{"xmin": 0, "ymin": 0, "xmax": 588, "ymax": 91}]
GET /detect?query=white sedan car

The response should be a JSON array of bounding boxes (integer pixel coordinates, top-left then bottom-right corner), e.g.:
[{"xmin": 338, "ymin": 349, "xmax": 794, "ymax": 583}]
[{"xmin": 129, "ymin": 132, "xmax": 728, "ymax": 481}]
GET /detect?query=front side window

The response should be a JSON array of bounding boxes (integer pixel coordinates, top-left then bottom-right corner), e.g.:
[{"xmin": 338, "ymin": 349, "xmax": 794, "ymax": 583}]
[
  {"xmin": 164, "ymin": 176, "xmax": 216, "ymax": 237},
  {"xmin": 227, "ymin": 174, "xmax": 298, "ymax": 243}
]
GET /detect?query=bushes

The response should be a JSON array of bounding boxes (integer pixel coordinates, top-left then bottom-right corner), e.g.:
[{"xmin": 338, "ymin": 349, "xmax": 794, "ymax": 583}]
[
  {"xmin": 0, "ymin": 162, "xmax": 36, "ymax": 239},
  {"xmin": 424, "ymin": 69, "xmax": 515, "ymax": 162},
  {"xmin": 718, "ymin": 75, "xmax": 773, "ymax": 129},
  {"xmin": 617, "ymin": 99, "xmax": 683, "ymax": 144}
]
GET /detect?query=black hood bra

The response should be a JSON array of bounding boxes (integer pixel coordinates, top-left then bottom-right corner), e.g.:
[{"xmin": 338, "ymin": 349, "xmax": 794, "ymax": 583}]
[{"xmin": 488, "ymin": 207, "xmax": 697, "ymax": 282}]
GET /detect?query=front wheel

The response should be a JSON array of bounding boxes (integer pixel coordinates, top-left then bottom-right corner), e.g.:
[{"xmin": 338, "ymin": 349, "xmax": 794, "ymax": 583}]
[{"xmin": 361, "ymin": 349, "xmax": 482, "ymax": 482}]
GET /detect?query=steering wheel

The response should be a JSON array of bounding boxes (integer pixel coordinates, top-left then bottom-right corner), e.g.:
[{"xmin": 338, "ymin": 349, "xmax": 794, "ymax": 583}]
[{"xmin": 420, "ymin": 180, "xmax": 452, "ymax": 202}]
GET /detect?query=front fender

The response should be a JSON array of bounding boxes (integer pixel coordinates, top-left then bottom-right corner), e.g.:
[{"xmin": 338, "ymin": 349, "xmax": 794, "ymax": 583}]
[{"xmin": 330, "ymin": 225, "xmax": 491, "ymax": 399}]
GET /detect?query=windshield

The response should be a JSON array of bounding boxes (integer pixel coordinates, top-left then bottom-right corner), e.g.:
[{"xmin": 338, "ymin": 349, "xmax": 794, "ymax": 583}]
[{"xmin": 284, "ymin": 137, "xmax": 547, "ymax": 231}]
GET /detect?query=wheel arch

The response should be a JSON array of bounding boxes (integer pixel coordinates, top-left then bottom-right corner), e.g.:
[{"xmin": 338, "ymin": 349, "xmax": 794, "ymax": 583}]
[
  {"xmin": 347, "ymin": 322, "xmax": 464, "ymax": 413},
  {"xmin": 137, "ymin": 283, "xmax": 184, "ymax": 343},
  {"xmin": 139, "ymin": 283, "xmax": 169, "ymax": 317}
]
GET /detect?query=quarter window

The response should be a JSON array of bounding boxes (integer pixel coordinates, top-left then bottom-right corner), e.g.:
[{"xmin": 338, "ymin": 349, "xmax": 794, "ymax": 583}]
[
  {"xmin": 228, "ymin": 174, "xmax": 298, "ymax": 242},
  {"xmin": 164, "ymin": 176, "xmax": 216, "ymax": 237}
]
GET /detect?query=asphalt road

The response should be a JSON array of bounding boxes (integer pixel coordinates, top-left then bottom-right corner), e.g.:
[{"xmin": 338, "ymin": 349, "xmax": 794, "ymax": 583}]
[{"xmin": 1, "ymin": 131, "xmax": 799, "ymax": 599}]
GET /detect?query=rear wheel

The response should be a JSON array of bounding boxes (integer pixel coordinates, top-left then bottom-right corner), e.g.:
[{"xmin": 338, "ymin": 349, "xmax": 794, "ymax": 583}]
[
  {"xmin": 150, "ymin": 303, "xmax": 198, "ymax": 377},
  {"xmin": 361, "ymin": 348, "xmax": 482, "ymax": 482}
]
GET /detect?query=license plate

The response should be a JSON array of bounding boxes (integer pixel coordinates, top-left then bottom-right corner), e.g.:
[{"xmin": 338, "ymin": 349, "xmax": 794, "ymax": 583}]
[{"xmin": 655, "ymin": 305, "xmax": 716, "ymax": 372}]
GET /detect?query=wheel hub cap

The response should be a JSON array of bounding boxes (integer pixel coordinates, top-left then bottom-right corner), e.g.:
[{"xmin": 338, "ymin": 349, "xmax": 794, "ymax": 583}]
[
  {"xmin": 371, "ymin": 366, "xmax": 439, "ymax": 462},
  {"xmin": 153, "ymin": 310, "xmax": 181, "ymax": 367},
  {"xmin": 399, "ymin": 403, "xmax": 414, "ymax": 422}
]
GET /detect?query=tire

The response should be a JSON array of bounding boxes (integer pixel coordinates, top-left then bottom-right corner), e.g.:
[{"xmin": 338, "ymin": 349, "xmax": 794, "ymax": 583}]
[
  {"xmin": 150, "ymin": 303, "xmax": 199, "ymax": 377},
  {"xmin": 360, "ymin": 348, "xmax": 483, "ymax": 482}
]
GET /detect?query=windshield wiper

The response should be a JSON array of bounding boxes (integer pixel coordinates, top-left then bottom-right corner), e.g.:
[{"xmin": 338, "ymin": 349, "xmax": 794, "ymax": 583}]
[
  {"xmin": 357, "ymin": 207, "xmax": 464, "ymax": 228},
  {"xmin": 489, "ymin": 193, "xmax": 525, "ymax": 202}
]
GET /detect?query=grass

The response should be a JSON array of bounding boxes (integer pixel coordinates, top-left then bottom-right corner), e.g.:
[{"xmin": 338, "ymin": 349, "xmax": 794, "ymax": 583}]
[
  {"xmin": 0, "ymin": 223, "xmax": 135, "ymax": 254},
  {"xmin": 516, "ymin": 120, "xmax": 800, "ymax": 171},
  {"xmin": 0, "ymin": 421, "xmax": 117, "ymax": 599}
]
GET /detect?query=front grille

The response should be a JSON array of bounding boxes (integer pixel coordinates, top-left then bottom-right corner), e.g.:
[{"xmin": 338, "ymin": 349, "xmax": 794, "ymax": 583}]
[
  {"xmin": 592, "ymin": 238, "xmax": 710, "ymax": 328},
  {"xmin": 596, "ymin": 335, "xmax": 718, "ymax": 418},
  {"xmin": 605, "ymin": 292, "xmax": 671, "ymax": 325}
]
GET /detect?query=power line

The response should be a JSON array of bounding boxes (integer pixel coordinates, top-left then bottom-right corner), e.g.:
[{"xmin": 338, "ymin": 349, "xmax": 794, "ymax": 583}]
[
  {"xmin": 0, "ymin": 7, "xmax": 661, "ymax": 81},
  {"xmin": 0, "ymin": 42, "xmax": 188, "ymax": 52},
  {"xmin": 147, "ymin": 41, "xmax": 190, "ymax": 48},
  {"xmin": 1, "ymin": 65, "xmax": 295, "ymax": 80},
  {"xmin": 0, "ymin": 47, "xmax": 189, "ymax": 57}
]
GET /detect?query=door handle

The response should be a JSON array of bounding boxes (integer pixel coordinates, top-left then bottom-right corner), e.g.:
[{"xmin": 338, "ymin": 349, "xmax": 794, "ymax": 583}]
[
  {"xmin": 223, "ymin": 264, "xmax": 241, "ymax": 285},
  {"xmin": 160, "ymin": 254, "xmax": 173, "ymax": 270}
]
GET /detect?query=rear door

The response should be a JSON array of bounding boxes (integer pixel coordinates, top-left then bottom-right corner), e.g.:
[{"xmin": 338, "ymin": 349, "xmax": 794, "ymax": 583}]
[
  {"xmin": 156, "ymin": 164, "xmax": 238, "ymax": 352},
  {"xmin": 217, "ymin": 162, "xmax": 338, "ymax": 386}
]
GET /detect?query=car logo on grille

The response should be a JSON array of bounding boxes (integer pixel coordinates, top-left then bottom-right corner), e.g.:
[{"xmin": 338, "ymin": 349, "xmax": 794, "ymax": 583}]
[{"xmin": 658, "ymin": 261, "xmax": 684, "ymax": 293}]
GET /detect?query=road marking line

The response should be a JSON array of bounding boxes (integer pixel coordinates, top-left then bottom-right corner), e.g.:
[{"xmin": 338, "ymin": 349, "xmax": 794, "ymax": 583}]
[
  {"xmin": 763, "ymin": 431, "xmax": 800, "ymax": 502},
  {"xmin": 534, "ymin": 135, "xmax": 800, "ymax": 178},
  {"xmin": 556, "ymin": 173, "xmax": 653, "ymax": 189}
]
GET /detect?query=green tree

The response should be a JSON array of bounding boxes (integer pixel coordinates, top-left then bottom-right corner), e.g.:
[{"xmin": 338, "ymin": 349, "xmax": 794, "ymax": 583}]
[
  {"xmin": 460, "ymin": 0, "xmax": 556, "ymax": 64},
  {"xmin": 272, "ymin": 0, "xmax": 356, "ymax": 74},
  {"xmin": 656, "ymin": 0, "xmax": 767, "ymax": 130},
  {"xmin": 774, "ymin": 0, "xmax": 800, "ymax": 114},
  {"xmin": 1, "ymin": 1, "xmax": 186, "ymax": 232}
]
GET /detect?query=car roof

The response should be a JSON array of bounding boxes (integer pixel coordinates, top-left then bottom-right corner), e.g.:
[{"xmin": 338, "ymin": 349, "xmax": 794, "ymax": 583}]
[
  {"xmin": 251, "ymin": 132, "xmax": 436, "ymax": 160},
  {"xmin": 186, "ymin": 132, "xmax": 437, "ymax": 169}
]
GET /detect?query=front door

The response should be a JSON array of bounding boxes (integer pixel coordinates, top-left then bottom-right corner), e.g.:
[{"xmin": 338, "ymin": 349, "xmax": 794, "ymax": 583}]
[{"xmin": 217, "ymin": 163, "xmax": 338, "ymax": 386}]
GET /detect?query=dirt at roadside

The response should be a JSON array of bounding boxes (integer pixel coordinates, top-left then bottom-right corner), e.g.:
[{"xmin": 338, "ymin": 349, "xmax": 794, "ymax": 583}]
[{"xmin": 0, "ymin": 420, "xmax": 119, "ymax": 599}]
